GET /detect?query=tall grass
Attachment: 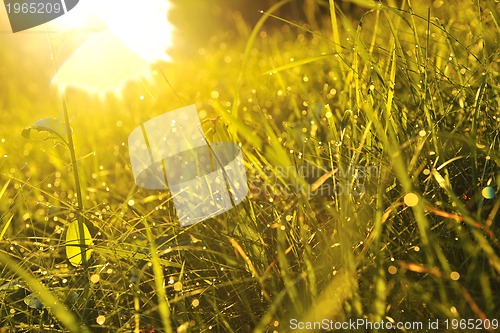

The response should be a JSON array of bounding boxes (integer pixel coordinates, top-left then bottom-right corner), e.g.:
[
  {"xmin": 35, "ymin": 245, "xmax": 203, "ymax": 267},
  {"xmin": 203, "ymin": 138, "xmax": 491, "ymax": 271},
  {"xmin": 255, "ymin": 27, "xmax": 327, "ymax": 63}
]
[{"xmin": 0, "ymin": 0, "xmax": 499, "ymax": 332}]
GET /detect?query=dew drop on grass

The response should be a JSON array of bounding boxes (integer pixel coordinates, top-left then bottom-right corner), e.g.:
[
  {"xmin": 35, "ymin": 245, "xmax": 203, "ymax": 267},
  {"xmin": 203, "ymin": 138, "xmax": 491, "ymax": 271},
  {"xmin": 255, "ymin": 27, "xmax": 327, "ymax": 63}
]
[
  {"xmin": 404, "ymin": 193, "xmax": 419, "ymax": 207},
  {"xmin": 90, "ymin": 274, "xmax": 100, "ymax": 284},
  {"xmin": 192, "ymin": 298, "xmax": 200, "ymax": 308},
  {"xmin": 96, "ymin": 315, "xmax": 106, "ymax": 325},
  {"xmin": 450, "ymin": 271, "xmax": 460, "ymax": 281},
  {"xmin": 210, "ymin": 91, "xmax": 219, "ymax": 99},
  {"xmin": 476, "ymin": 142, "xmax": 486, "ymax": 149},
  {"xmin": 481, "ymin": 187, "xmax": 495, "ymax": 199},
  {"xmin": 388, "ymin": 266, "xmax": 397, "ymax": 275},
  {"xmin": 128, "ymin": 199, "xmax": 135, "ymax": 206}
]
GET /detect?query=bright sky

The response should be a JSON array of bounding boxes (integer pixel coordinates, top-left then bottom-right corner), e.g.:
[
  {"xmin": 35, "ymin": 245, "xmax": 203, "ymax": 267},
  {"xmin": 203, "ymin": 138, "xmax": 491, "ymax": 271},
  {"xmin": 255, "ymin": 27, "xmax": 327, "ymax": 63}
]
[
  {"xmin": 50, "ymin": 0, "xmax": 175, "ymax": 95},
  {"xmin": 54, "ymin": 0, "xmax": 174, "ymax": 62}
]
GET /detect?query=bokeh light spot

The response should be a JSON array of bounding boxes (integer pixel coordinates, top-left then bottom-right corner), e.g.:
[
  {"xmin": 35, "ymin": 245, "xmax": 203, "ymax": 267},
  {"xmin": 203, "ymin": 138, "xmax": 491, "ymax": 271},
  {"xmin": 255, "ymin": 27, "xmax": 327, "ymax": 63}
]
[
  {"xmin": 174, "ymin": 282, "xmax": 183, "ymax": 291},
  {"xmin": 404, "ymin": 193, "xmax": 419, "ymax": 207},
  {"xmin": 481, "ymin": 187, "xmax": 495, "ymax": 199},
  {"xmin": 96, "ymin": 315, "xmax": 106, "ymax": 325},
  {"xmin": 90, "ymin": 274, "xmax": 100, "ymax": 284}
]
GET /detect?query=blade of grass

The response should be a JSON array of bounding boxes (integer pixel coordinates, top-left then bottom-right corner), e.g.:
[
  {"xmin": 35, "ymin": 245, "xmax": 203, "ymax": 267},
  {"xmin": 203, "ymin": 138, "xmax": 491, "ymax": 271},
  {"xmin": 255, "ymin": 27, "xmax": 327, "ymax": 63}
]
[
  {"xmin": 144, "ymin": 217, "xmax": 172, "ymax": 333},
  {"xmin": 0, "ymin": 251, "xmax": 91, "ymax": 333}
]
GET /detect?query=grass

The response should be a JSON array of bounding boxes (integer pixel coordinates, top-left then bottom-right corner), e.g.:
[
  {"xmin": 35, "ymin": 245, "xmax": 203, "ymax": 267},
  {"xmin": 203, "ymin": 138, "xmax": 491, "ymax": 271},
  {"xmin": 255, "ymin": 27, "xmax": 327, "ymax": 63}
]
[{"xmin": 0, "ymin": 0, "xmax": 499, "ymax": 332}]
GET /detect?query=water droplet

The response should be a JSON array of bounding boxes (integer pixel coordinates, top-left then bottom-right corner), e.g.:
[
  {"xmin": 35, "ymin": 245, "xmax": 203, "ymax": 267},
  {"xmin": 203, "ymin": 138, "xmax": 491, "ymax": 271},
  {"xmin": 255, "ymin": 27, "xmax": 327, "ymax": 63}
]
[
  {"xmin": 174, "ymin": 281, "xmax": 183, "ymax": 291},
  {"xmin": 450, "ymin": 271, "xmax": 460, "ymax": 281},
  {"xmin": 90, "ymin": 274, "xmax": 100, "ymax": 284},
  {"xmin": 481, "ymin": 187, "xmax": 495, "ymax": 199},
  {"xmin": 476, "ymin": 142, "xmax": 486, "ymax": 149},
  {"xmin": 96, "ymin": 315, "xmax": 106, "ymax": 325},
  {"xmin": 404, "ymin": 193, "xmax": 419, "ymax": 207},
  {"xmin": 210, "ymin": 91, "xmax": 219, "ymax": 99}
]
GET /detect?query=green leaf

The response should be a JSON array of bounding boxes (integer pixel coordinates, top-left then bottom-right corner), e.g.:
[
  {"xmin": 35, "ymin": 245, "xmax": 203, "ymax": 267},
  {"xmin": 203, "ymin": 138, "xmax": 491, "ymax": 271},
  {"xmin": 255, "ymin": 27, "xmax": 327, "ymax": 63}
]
[
  {"xmin": 22, "ymin": 116, "xmax": 68, "ymax": 146},
  {"xmin": 65, "ymin": 220, "xmax": 93, "ymax": 267}
]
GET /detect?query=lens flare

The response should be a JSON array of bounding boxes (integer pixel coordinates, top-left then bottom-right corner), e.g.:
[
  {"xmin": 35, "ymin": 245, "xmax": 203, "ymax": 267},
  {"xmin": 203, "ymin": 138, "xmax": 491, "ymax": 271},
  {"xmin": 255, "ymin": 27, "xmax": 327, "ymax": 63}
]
[
  {"xmin": 482, "ymin": 187, "xmax": 495, "ymax": 199},
  {"xmin": 98, "ymin": 0, "xmax": 173, "ymax": 62},
  {"xmin": 51, "ymin": 0, "xmax": 174, "ymax": 95},
  {"xmin": 52, "ymin": 31, "xmax": 152, "ymax": 95}
]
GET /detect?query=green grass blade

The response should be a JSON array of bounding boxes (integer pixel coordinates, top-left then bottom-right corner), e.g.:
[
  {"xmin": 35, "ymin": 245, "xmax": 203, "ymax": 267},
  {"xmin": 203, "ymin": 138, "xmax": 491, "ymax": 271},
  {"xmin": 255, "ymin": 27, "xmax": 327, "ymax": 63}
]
[{"xmin": 0, "ymin": 252, "xmax": 91, "ymax": 333}]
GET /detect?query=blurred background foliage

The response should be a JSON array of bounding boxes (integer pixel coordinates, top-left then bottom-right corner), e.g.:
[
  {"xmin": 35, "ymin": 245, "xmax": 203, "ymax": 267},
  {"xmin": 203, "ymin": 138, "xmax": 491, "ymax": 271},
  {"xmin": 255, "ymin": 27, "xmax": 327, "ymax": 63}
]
[{"xmin": 0, "ymin": 0, "xmax": 499, "ymax": 332}]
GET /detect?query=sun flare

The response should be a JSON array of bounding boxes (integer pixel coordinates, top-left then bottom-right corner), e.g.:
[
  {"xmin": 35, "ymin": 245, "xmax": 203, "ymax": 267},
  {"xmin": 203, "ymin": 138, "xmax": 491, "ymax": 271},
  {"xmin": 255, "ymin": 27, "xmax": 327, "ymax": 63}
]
[
  {"xmin": 53, "ymin": 0, "xmax": 174, "ymax": 62},
  {"xmin": 51, "ymin": 0, "xmax": 174, "ymax": 95}
]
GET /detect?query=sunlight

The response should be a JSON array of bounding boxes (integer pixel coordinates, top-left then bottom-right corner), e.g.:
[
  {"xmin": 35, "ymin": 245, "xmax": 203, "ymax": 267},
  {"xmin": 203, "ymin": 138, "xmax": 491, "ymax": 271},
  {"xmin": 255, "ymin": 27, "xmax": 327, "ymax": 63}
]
[
  {"xmin": 51, "ymin": 31, "xmax": 152, "ymax": 95},
  {"xmin": 98, "ymin": 0, "xmax": 173, "ymax": 62},
  {"xmin": 54, "ymin": 0, "xmax": 173, "ymax": 62},
  {"xmin": 49, "ymin": 0, "xmax": 103, "ymax": 31},
  {"xmin": 51, "ymin": 0, "xmax": 173, "ymax": 95}
]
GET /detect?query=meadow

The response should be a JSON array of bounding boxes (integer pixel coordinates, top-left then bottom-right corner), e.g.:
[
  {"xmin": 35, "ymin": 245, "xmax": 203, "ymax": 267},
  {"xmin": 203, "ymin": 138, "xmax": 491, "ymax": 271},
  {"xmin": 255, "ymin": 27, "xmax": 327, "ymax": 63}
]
[{"xmin": 0, "ymin": 0, "xmax": 499, "ymax": 332}]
